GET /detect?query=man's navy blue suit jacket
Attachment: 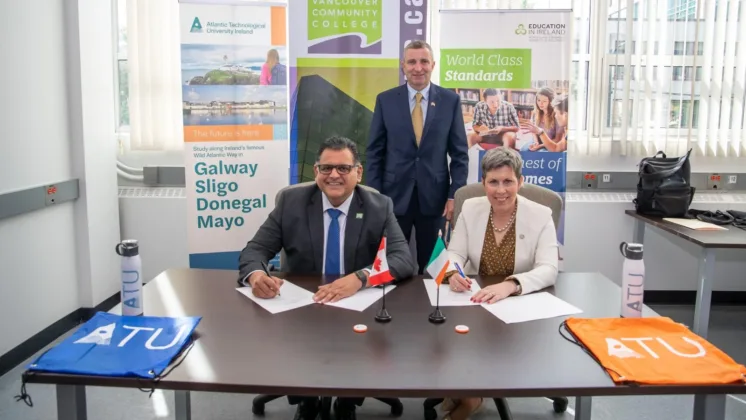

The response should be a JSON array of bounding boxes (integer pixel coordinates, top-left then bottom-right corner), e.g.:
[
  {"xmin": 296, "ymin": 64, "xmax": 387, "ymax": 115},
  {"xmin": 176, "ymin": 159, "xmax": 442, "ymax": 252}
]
[{"xmin": 366, "ymin": 83, "xmax": 469, "ymax": 217}]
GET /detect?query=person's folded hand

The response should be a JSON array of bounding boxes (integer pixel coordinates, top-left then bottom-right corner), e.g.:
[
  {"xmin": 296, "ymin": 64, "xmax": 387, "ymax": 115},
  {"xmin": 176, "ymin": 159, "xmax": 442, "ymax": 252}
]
[
  {"xmin": 314, "ymin": 274, "xmax": 363, "ymax": 303},
  {"xmin": 249, "ymin": 272, "xmax": 284, "ymax": 299}
]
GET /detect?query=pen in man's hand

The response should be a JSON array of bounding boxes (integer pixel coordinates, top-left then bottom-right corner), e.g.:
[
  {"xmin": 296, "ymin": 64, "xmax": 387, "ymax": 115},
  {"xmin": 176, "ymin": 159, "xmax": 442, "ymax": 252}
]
[{"xmin": 261, "ymin": 261, "xmax": 280, "ymax": 296}]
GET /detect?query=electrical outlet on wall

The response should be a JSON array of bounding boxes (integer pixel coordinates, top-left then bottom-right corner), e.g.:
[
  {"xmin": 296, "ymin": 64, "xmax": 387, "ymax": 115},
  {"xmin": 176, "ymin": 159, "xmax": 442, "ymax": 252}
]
[
  {"xmin": 602, "ymin": 173, "xmax": 612, "ymax": 183},
  {"xmin": 707, "ymin": 174, "xmax": 722, "ymax": 190},
  {"xmin": 45, "ymin": 185, "xmax": 58, "ymax": 206},
  {"xmin": 582, "ymin": 172, "xmax": 598, "ymax": 189},
  {"xmin": 728, "ymin": 175, "xmax": 738, "ymax": 184}
]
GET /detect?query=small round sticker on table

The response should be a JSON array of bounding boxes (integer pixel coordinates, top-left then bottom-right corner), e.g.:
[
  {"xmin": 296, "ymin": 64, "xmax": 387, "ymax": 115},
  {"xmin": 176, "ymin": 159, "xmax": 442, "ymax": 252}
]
[
  {"xmin": 455, "ymin": 325, "xmax": 470, "ymax": 334},
  {"xmin": 353, "ymin": 324, "xmax": 368, "ymax": 333}
]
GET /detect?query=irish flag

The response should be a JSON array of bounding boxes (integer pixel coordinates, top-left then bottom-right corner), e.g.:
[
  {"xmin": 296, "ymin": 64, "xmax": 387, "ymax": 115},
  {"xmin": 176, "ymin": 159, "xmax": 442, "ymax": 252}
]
[
  {"xmin": 368, "ymin": 237, "xmax": 394, "ymax": 286},
  {"xmin": 426, "ymin": 235, "xmax": 454, "ymax": 285}
]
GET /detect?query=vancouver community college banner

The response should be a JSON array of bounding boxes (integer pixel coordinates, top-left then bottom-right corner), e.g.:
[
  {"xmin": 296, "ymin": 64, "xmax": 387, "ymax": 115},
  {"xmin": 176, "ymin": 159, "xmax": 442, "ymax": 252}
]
[
  {"xmin": 179, "ymin": 0, "xmax": 289, "ymax": 269},
  {"xmin": 289, "ymin": 0, "xmax": 428, "ymax": 184},
  {"xmin": 439, "ymin": 10, "xmax": 571, "ymax": 249}
]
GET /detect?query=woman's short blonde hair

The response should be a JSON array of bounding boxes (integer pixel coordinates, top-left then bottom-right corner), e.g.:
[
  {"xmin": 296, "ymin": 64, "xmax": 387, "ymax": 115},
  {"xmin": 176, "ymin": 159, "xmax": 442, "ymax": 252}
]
[{"xmin": 481, "ymin": 147, "xmax": 523, "ymax": 180}]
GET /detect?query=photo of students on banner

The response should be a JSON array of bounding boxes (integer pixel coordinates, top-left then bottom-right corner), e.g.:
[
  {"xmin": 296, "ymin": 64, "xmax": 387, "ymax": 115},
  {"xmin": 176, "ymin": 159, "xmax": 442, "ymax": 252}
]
[{"xmin": 455, "ymin": 81, "xmax": 569, "ymax": 154}]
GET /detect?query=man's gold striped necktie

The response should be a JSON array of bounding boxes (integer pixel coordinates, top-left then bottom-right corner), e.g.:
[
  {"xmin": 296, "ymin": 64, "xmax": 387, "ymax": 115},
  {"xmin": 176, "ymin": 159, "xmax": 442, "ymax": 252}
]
[{"xmin": 412, "ymin": 92, "xmax": 423, "ymax": 146}]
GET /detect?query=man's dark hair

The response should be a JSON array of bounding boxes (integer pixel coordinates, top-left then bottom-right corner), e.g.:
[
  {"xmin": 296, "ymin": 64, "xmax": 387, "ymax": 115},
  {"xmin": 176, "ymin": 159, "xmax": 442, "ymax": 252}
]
[
  {"xmin": 316, "ymin": 136, "xmax": 361, "ymax": 164},
  {"xmin": 483, "ymin": 88, "xmax": 500, "ymax": 99}
]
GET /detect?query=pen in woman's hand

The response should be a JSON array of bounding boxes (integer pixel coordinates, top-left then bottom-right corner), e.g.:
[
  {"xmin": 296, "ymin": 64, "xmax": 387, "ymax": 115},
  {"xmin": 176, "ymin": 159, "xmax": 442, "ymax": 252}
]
[{"xmin": 454, "ymin": 262, "xmax": 471, "ymax": 290}]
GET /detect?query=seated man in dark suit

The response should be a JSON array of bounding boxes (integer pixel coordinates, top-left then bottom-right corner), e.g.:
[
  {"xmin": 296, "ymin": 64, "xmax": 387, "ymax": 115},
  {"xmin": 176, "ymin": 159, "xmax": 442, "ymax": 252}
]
[{"xmin": 238, "ymin": 136, "xmax": 415, "ymax": 420}]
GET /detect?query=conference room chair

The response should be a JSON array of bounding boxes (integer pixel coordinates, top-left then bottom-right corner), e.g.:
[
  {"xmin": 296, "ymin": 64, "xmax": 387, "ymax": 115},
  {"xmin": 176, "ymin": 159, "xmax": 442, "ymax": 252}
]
[
  {"xmin": 452, "ymin": 182, "xmax": 563, "ymax": 233},
  {"xmin": 423, "ymin": 182, "xmax": 568, "ymax": 420},
  {"xmin": 252, "ymin": 182, "xmax": 404, "ymax": 419}
]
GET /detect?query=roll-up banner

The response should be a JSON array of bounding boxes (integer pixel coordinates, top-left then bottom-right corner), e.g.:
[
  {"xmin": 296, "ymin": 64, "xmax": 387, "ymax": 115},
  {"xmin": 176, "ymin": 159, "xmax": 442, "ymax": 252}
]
[
  {"xmin": 440, "ymin": 9, "xmax": 571, "ymax": 260},
  {"xmin": 289, "ymin": 0, "xmax": 428, "ymax": 184},
  {"xmin": 179, "ymin": 0, "xmax": 289, "ymax": 269}
]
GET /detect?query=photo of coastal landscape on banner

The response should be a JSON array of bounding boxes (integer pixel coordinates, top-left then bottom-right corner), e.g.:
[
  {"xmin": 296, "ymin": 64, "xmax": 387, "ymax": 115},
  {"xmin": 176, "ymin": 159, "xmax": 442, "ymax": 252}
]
[{"xmin": 181, "ymin": 44, "xmax": 288, "ymax": 129}]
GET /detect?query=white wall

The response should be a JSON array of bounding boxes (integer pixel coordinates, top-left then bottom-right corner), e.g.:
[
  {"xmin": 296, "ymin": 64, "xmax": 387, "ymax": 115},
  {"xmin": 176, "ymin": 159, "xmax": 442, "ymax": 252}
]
[
  {"xmin": 0, "ymin": 0, "xmax": 80, "ymax": 356},
  {"xmin": 66, "ymin": 0, "xmax": 121, "ymax": 307},
  {"xmin": 567, "ymin": 153, "xmax": 746, "ymax": 174},
  {"xmin": 119, "ymin": 191, "xmax": 189, "ymax": 283},
  {"xmin": 0, "ymin": 0, "xmax": 121, "ymax": 357}
]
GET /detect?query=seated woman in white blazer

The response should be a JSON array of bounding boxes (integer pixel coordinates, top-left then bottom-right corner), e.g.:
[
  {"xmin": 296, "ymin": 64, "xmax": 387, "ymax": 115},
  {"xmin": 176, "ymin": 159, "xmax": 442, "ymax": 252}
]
[
  {"xmin": 441, "ymin": 147, "xmax": 559, "ymax": 420},
  {"xmin": 447, "ymin": 146, "xmax": 559, "ymax": 301}
]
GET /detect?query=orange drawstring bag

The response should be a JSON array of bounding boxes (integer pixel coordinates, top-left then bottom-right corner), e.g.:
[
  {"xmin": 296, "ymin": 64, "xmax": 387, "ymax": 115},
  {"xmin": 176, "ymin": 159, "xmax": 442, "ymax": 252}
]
[{"xmin": 560, "ymin": 317, "xmax": 746, "ymax": 385}]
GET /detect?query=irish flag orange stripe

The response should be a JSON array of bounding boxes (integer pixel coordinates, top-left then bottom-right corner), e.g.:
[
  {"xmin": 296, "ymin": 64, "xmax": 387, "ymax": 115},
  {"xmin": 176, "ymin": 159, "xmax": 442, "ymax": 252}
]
[{"xmin": 435, "ymin": 261, "xmax": 449, "ymax": 286}]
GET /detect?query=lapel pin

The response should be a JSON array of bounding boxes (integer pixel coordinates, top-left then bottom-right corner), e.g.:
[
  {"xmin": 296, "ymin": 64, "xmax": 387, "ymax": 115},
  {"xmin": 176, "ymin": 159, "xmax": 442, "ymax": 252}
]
[
  {"xmin": 431, "ymin": 101, "xmax": 436, "ymax": 107},
  {"xmin": 356, "ymin": 213, "xmax": 363, "ymax": 219}
]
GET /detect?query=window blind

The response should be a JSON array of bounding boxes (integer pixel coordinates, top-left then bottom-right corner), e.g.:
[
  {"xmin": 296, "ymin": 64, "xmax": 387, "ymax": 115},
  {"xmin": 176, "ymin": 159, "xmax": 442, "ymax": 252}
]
[{"xmin": 436, "ymin": 0, "xmax": 746, "ymax": 157}]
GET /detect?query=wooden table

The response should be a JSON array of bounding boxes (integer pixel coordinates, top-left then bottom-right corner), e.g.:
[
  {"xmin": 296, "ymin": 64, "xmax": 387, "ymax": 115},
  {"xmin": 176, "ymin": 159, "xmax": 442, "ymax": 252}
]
[{"xmin": 24, "ymin": 269, "xmax": 742, "ymax": 420}]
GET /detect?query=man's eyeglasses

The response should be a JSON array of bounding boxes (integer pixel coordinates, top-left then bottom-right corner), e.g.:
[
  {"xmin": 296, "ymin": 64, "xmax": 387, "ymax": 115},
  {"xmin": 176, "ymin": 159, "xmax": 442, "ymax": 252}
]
[{"xmin": 315, "ymin": 164, "xmax": 358, "ymax": 175}]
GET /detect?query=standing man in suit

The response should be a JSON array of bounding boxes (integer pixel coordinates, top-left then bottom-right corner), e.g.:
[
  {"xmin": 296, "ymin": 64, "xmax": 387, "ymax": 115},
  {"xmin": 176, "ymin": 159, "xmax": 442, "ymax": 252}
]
[
  {"xmin": 367, "ymin": 40, "xmax": 469, "ymax": 274},
  {"xmin": 238, "ymin": 136, "xmax": 414, "ymax": 420}
]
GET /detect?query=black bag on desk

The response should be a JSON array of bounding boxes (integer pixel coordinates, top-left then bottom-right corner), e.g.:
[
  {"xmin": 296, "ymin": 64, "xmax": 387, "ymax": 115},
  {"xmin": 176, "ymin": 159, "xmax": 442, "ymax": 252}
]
[
  {"xmin": 728, "ymin": 210, "xmax": 746, "ymax": 230},
  {"xmin": 634, "ymin": 149, "xmax": 695, "ymax": 217}
]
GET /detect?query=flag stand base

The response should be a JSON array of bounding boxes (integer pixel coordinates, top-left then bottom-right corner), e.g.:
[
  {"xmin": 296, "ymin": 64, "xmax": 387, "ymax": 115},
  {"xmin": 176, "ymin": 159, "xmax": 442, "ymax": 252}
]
[
  {"xmin": 375, "ymin": 308, "xmax": 392, "ymax": 323},
  {"xmin": 428, "ymin": 308, "xmax": 446, "ymax": 324}
]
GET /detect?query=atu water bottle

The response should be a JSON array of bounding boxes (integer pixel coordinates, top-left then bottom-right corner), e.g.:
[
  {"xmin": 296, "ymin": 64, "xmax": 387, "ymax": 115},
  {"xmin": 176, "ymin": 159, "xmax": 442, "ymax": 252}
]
[
  {"xmin": 620, "ymin": 242, "xmax": 644, "ymax": 318},
  {"xmin": 116, "ymin": 239, "xmax": 143, "ymax": 316}
]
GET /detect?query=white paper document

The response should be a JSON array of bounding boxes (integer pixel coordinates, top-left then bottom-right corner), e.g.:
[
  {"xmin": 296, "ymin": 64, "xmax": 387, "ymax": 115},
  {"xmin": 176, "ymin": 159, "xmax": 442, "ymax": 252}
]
[
  {"xmin": 325, "ymin": 285, "xmax": 396, "ymax": 311},
  {"xmin": 481, "ymin": 292, "xmax": 582, "ymax": 324},
  {"xmin": 663, "ymin": 218, "xmax": 728, "ymax": 231},
  {"xmin": 423, "ymin": 279, "xmax": 482, "ymax": 306},
  {"xmin": 236, "ymin": 281, "xmax": 315, "ymax": 314}
]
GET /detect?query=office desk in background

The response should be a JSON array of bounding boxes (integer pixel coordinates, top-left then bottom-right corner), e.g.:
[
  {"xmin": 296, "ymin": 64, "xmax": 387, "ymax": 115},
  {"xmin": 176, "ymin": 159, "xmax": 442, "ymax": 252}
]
[
  {"xmin": 24, "ymin": 269, "xmax": 739, "ymax": 420},
  {"xmin": 625, "ymin": 210, "xmax": 746, "ymax": 339}
]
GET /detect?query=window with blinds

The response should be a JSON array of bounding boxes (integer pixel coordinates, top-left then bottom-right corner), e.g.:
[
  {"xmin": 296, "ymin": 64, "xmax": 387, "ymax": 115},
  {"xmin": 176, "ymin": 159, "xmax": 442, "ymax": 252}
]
[{"xmin": 434, "ymin": 0, "xmax": 746, "ymax": 158}]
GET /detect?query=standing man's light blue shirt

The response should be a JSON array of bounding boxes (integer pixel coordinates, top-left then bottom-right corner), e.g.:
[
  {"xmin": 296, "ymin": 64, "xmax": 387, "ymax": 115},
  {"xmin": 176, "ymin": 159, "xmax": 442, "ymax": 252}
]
[{"xmin": 407, "ymin": 82, "xmax": 430, "ymax": 128}]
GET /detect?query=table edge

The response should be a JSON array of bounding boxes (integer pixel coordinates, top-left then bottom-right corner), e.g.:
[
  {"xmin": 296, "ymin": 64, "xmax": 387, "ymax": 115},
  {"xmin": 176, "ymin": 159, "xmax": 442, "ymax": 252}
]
[
  {"xmin": 22, "ymin": 373, "xmax": 746, "ymax": 398},
  {"xmin": 624, "ymin": 210, "xmax": 746, "ymax": 248}
]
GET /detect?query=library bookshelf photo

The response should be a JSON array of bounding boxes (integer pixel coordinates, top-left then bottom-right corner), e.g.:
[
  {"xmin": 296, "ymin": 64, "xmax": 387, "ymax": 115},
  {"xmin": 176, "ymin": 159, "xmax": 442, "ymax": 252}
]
[
  {"xmin": 453, "ymin": 81, "xmax": 569, "ymax": 124},
  {"xmin": 450, "ymin": 80, "xmax": 570, "ymax": 153}
]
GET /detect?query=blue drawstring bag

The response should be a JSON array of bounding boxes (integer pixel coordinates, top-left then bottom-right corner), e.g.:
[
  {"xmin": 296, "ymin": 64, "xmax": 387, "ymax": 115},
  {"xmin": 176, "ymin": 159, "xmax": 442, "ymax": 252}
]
[{"xmin": 26, "ymin": 312, "xmax": 201, "ymax": 378}]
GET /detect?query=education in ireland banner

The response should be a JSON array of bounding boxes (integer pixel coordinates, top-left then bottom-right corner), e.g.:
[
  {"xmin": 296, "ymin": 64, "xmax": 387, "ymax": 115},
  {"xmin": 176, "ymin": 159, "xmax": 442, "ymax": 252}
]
[
  {"xmin": 179, "ymin": 1, "xmax": 289, "ymax": 269},
  {"xmin": 439, "ymin": 10, "xmax": 571, "ymax": 246}
]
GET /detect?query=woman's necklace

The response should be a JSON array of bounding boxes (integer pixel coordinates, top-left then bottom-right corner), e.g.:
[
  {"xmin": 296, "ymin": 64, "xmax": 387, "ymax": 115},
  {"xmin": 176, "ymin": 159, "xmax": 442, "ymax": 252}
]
[{"xmin": 491, "ymin": 206, "xmax": 517, "ymax": 232}]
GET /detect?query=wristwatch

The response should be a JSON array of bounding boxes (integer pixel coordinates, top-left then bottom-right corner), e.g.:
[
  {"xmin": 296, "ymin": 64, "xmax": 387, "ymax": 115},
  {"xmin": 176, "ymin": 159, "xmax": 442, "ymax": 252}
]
[
  {"xmin": 510, "ymin": 279, "xmax": 522, "ymax": 295},
  {"xmin": 354, "ymin": 270, "xmax": 368, "ymax": 289}
]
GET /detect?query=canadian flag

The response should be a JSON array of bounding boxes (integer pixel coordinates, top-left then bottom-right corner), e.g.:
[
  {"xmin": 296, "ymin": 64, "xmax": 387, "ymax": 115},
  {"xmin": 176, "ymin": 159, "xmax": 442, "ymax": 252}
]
[{"xmin": 368, "ymin": 237, "xmax": 394, "ymax": 286}]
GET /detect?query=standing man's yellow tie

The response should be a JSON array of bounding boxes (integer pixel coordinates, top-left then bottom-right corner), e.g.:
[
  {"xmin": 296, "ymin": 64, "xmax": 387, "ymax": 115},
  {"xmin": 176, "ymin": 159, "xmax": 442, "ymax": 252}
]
[{"xmin": 412, "ymin": 92, "xmax": 423, "ymax": 146}]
